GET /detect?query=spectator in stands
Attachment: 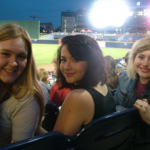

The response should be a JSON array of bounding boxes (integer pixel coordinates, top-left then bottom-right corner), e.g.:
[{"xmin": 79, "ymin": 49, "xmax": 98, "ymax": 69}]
[
  {"xmin": 50, "ymin": 83, "xmax": 71, "ymax": 107},
  {"xmin": 49, "ymin": 58, "xmax": 71, "ymax": 107},
  {"xmin": 37, "ymin": 70, "xmax": 50, "ymax": 104},
  {"xmin": 118, "ymin": 52, "xmax": 130, "ymax": 76},
  {"xmin": 125, "ymin": 51, "xmax": 130, "ymax": 65},
  {"xmin": 115, "ymin": 59, "xmax": 125, "ymax": 73},
  {"xmin": 114, "ymin": 37, "xmax": 150, "ymax": 128},
  {"xmin": 0, "ymin": 24, "xmax": 45, "ymax": 146},
  {"xmin": 53, "ymin": 35, "xmax": 116, "ymax": 137},
  {"xmin": 38, "ymin": 68, "xmax": 51, "ymax": 91},
  {"xmin": 104, "ymin": 56, "xmax": 119, "ymax": 90},
  {"xmin": 120, "ymin": 57, "xmax": 126, "ymax": 67}
]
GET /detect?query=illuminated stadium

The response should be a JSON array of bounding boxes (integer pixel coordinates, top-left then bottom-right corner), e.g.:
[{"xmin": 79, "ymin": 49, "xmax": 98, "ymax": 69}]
[
  {"xmin": 1, "ymin": 0, "xmax": 150, "ymax": 150},
  {"xmin": 61, "ymin": 0, "xmax": 150, "ymax": 34}
]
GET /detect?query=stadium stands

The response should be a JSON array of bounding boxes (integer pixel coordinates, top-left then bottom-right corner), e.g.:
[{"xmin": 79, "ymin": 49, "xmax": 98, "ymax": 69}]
[{"xmin": 1, "ymin": 107, "xmax": 150, "ymax": 150}]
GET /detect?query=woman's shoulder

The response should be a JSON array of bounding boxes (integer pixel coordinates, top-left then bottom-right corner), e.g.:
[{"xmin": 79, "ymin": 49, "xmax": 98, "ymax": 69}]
[
  {"xmin": 63, "ymin": 89, "xmax": 92, "ymax": 106},
  {"xmin": 68, "ymin": 89, "xmax": 90, "ymax": 97}
]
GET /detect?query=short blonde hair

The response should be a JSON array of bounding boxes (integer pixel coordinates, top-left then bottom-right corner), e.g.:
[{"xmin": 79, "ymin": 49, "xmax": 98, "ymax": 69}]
[{"xmin": 127, "ymin": 37, "xmax": 150, "ymax": 79}]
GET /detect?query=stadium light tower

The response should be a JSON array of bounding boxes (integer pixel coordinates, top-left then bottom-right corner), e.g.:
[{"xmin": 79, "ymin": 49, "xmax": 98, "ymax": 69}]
[{"xmin": 90, "ymin": 0, "xmax": 128, "ymax": 28}]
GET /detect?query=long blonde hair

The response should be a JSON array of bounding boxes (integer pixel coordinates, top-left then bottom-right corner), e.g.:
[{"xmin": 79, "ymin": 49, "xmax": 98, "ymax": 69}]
[{"xmin": 0, "ymin": 23, "xmax": 44, "ymax": 126}]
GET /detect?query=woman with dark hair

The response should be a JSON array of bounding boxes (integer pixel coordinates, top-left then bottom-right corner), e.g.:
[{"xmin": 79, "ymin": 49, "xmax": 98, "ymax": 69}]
[{"xmin": 53, "ymin": 35, "xmax": 115, "ymax": 137}]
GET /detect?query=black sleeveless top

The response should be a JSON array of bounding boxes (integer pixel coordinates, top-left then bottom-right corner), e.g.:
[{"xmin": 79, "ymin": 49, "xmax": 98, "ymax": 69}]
[{"xmin": 84, "ymin": 87, "xmax": 116, "ymax": 120}]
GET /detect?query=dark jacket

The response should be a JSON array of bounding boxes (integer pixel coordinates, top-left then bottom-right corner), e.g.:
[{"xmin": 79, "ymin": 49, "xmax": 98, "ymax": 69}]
[{"xmin": 114, "ymin": 71, "xmax": 150, "ymax": 111}]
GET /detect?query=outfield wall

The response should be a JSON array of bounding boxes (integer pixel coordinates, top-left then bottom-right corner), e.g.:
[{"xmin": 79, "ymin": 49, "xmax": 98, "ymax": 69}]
[
  {"xmin": 106, "ymin": 41, "xmax": 134, "ymax": 49},
  {"xmin": 31, "ymin": 39, "xmax": 58, "ymax": 44},
  {"xmin": 31, "ymin": 40, "xmax": 134, "ymax": 49}
]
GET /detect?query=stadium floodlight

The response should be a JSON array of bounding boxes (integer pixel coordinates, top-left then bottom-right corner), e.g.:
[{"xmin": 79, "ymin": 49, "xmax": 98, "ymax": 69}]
[
  {"xmin": 90, "ymin": 0, "xmax": 128, "ymax": 28},
  {"xmin": 148, "ymin": 9, "xmax": 150, "ymax": 17},
  {"xmin": 128, "ymin": 11, "xmax": 133, "ymax": 16}
]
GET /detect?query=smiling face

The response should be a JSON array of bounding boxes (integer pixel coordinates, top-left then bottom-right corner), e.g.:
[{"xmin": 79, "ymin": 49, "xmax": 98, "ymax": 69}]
[
  {"xmin": 134, "ymin": 50, "xmax": 150, "ymax": 84},
  {"xmin": 60, "ymin": 45, "xmax": 88, "ymax": 85},
  {"xmin": 0, "ymin": 37, "xmax": 28, "ymax": 84}
]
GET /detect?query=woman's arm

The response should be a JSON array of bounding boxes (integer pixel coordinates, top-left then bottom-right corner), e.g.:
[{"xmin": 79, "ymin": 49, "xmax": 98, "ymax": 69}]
[{"xmin": 53, "ymin": 89, "xmax": 94, "ymax": 137}]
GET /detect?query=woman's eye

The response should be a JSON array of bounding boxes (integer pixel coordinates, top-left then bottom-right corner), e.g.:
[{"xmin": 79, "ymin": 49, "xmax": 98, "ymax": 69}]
[
  {"xmin": 138, "ymin": 56, "xmax": 144, "ymax": 59},
  {"xmin": 2, "ymin": 53, "xmax": 10, "ymax": 57},
  {"xmin": 18, "ymin": 55, "xmax": 26, "ymax": 59},
  {"xmin": 73, "ymin": 59, "xmax": 77, "ymax": 62},
  {"xmin": 60, "ymin": 59, "xmax": 65, "ymax": 63}
]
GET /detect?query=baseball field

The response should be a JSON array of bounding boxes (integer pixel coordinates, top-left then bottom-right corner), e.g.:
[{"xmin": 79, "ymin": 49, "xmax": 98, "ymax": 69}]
[{"xmin": 33, "ymin": 44, "xmax": 130, "ymax": 71}]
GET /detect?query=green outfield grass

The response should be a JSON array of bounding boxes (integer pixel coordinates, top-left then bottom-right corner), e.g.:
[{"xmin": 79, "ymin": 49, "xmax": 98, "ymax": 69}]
[{"xmin": 32, "ymin": 44, "xmax": 130, "ymax": 66}]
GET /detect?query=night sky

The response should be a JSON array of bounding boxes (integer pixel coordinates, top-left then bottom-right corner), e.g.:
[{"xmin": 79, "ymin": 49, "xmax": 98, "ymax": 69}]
[{"xmin": 0, "ymin": 0, "xmax": 149, "ymax": 29}]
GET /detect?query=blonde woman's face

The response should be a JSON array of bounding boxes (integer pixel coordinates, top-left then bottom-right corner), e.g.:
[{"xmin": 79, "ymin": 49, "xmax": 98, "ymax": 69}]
[
  {"xmin": 134, "ymin": 50, "xmax": 150, "ymax": 84},
  {"xmin": 0, "ymin": 37, "xmax": 28, "ymax": 84}
]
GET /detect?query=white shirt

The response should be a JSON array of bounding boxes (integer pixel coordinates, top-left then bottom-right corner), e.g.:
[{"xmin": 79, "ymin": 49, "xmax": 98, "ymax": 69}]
[{"xmin": 0, "ymin": 93, "xmax": 40, "ymax": 146}]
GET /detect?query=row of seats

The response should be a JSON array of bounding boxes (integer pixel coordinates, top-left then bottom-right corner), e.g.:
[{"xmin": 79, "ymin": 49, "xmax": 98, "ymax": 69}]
[{"xmin": 1, "ymin": 107, "xmax": 150, "ymax": 150}]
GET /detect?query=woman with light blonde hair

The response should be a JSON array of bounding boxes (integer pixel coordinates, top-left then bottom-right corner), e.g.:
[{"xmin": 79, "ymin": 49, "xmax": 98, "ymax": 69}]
[
  {"xmin": 104, "ymin": 55, "xmax": 119, "ymax": 90},
  {"xmin": 0, "ymin": 24, "xmax": 45, "ymax": 146},
  {"xmin": 114, "ymin": 37, "xmax": 150, "ymax": 146}
]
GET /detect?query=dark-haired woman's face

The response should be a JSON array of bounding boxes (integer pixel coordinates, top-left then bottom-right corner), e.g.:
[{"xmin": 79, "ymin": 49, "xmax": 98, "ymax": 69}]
[{"xmin": 60, "ymin": 45, "xmax": 88, "ymax": 85}]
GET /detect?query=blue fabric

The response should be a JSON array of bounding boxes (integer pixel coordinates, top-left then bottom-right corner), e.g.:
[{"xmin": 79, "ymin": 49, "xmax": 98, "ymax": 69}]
[{"xmin": 114, "ymin": 71, "xmax": 150, "ymax": 111}]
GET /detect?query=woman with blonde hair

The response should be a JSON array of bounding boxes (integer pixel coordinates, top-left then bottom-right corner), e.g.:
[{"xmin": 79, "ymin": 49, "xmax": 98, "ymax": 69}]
[
  {"xmin": 0, "ymin": 24, "xmax": 45, "ymax": 146},
  {"xmin": 104, "ymin": 55, "xmax": 119, "ymax": 90},
  {"xmin": 114, "ymin": 38, "xmax": 150, "ymax": 111},
  {"xmin": 114, "ymin": 37, "xmax": 150, "ymax": 147}
]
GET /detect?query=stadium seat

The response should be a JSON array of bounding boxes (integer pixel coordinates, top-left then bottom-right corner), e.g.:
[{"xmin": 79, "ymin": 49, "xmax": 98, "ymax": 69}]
[
  {"xmin": 42, "ymin": 102, "xmax": 59, "ymax": 132},
  {"xmin": 0, "ymin": 131, "xmax": 67, "ymax": 150},
  {"xmin": 68, "ymin": 107, "xmax": 140, "ymax": 150},
  {"xmin": 111, "ymin": 89, "xmax": 116, "ymax": 96}
]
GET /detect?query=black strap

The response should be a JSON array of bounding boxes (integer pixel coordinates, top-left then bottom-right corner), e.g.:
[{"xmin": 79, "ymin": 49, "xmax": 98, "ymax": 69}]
[{"xmin": 0, "ymin": 93, "xmax": 11, "ymax": 104}]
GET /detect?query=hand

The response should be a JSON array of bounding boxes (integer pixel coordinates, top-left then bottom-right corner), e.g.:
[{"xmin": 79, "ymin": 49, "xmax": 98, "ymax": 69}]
[{"xmin": 134, "ymin": 99, "xmax": 150, "ymax": 125}]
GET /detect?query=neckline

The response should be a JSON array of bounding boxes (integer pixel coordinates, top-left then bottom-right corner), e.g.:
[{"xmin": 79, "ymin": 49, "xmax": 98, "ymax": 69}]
[{"xmin": 0, "ymin": 93, "xmax": 11, "ymax": 104}]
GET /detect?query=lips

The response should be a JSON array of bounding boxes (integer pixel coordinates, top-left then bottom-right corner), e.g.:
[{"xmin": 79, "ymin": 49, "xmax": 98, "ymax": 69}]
[
  {"xmin": 140, "ymin": 68, "xmax": 150, "ymax": 73},
  {"xmin": 4, "ymin": 69, "xmax": 17, "ymax": 73},
  {"xmin": 65, "ymin": 73, "xmax": 75, "ymax": 77}
]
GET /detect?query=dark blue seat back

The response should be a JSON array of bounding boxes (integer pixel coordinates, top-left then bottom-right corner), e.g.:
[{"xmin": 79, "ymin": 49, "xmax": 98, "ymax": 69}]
[
  {"xmin": 0, "ymin": 131, "xmax": 67, "ymax": 150},
  {"xmin": 69, "ymin": 107, "xmax": 140, "ymax": 150},
  {"xmin": 111, "ymin": 89, "xmax": 116, "ymax": 96},
  {"xmin": 42, "ymin": 102, "xmax": 59, "ymax": 132}
]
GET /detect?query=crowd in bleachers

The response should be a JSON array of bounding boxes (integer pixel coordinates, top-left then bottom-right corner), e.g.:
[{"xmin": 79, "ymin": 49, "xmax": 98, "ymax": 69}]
[{"xmin": 1, "ymin": 23, "xmax": 150, "ymax": 149}]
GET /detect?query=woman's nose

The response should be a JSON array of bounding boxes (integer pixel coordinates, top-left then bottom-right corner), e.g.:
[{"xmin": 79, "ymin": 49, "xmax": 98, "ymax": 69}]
[
  {"xmin": 64, "ymin": 62, "xmax": 71, "ymax": 69},
  {"xmin": 9, "ymin": 57, "xmax": 18, "ymax": 67},
  {"xmin": 143, "ymin": 58, "xmax": 149, "ymax": 67}
]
